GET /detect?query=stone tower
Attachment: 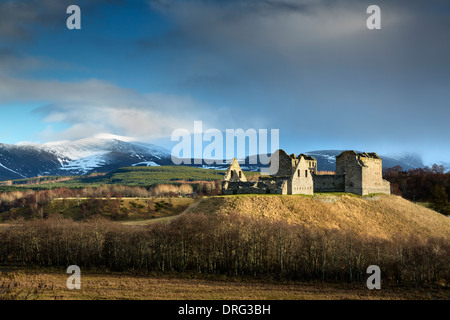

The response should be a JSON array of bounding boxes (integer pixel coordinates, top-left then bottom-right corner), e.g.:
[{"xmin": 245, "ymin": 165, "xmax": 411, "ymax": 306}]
[
  {"xmin": 267, "ymin": 150, "xmax": 316, "ymax": 195},
  {"xmin": 336, "ymin": 151, "xmax": 390, "ymax": 195}
]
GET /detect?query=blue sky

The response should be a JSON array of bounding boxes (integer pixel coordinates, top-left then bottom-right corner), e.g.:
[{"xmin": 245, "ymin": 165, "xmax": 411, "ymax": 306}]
[{"xmin": 0, "ymin": 0, "xmax": 449, "ymax": 165}]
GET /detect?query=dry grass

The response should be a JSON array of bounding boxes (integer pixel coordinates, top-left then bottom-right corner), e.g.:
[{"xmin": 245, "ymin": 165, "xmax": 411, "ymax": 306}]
[
  {"xmin": 119, "ymin": 197, "xmax": 196, "ymax": 225},
  {"xmin": 189, "ymin": 195, "xmax": 450, "ymax": 241},
  {"xmin": 119, "ymin": 215, "xmax": 180, "ymax": 226},
  {"xmin": 5, "ymin": 270, "xmax": 448, "ymax": 300},
  {"xmin": 1, "ymin": 194, "xmax": 449, "ymax": 300}
]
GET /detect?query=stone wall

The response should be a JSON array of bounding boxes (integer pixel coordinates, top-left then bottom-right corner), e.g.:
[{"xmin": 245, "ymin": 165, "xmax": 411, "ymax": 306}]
[
  {"xmin": 361, "ymin": 156, "xmax": 382, "ymax": 194},
  {"xmin": 335, "ymin": 151, "xmax": 364, "ymax": 194},
  {"xmin": 289, "ymin": 156, "xmax": 314, "ymax": 195},
  {"xmin": 269, "ymin": 149, "xmax": 296, "ymax": 177},
  {"xmin": 313, "ymin": 174, "xmax": 345, "ymax": 192},
  {"xmin": 222, "ymin": 178, "xmax": 287, "ymax": 195},
  {"xmin": 222, "ymin": 149, "xmax": 390, "ymax": 196},
  {"xmin": 335, "ymin": 151, "xmax": 391, "ymax": 195},
  {"xmin": 223, "ymin": 158, "xmax": 247, "ymax": 182}
]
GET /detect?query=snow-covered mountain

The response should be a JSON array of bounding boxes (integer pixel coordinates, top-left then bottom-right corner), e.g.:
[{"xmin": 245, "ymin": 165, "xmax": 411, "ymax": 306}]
[
  {"xmin": 381, "ymin": 152, "xmax": 425, "ymax": 171},
  {"xmin": 0, "ymin": 136, "xmax": 172, "ymax": 180},
  {"xmin": 39, "ymin": 137, "xmax": 170, "ymax": 173},
  {"xmin": 191, "ymin": 150, "xmax": 427, "ymax": 173}
]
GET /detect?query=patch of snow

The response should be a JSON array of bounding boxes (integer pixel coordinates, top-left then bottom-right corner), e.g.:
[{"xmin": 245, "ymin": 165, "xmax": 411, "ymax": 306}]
[
  {"xmin": 201, "ymin": 165, "xmax": 226, "ymax": 170},
  {"xmin": 239, "ymin": 166, "xmax": 260, "ymax": 172},
  {"xmin": 132, "ymin": 142, "xmax": 171, "ymax": 158},
  {"xmin": 60, "ymin": 153, "xmax": 107, "ymax": 174},
  {"xmin": 307, "ymin": 153, "xmax": 336, "ymax": 163},
  {"xmin": 388, "ymin": 156, "xmax": 419, "ymax": 170},
  {"xmin": 132, "ymin": 161, "xmax": 160, "ymax": 167},
  {"xmin": 93, "ymin": 133, "xmax": 138, "ymax": 142},
  {"xmin": 0, "ymin": 162, "xmax": 26, "ymax": 178},
  {"xmin": 38, "ymin": 140, "xmax": 71, "ymax": 146},
  {"xmin": 15, "ymin": 141, "xmax": 45, "ymax": 146}
]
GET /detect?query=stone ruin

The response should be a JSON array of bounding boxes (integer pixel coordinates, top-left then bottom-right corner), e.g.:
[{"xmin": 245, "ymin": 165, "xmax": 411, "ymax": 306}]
[{"xmin": 222, "ymin": 149, "xmax": 391, "ymax": 196}]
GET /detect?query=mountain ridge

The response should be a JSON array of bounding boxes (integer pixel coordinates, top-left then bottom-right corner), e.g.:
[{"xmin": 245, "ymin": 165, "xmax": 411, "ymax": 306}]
[
  {"xmin": 0, "ymin": 137, "xmax": 436, "ymax": 181},
  {"xmin": 0, "ymin": 137, "xmax": 172, "ymax": 180}
]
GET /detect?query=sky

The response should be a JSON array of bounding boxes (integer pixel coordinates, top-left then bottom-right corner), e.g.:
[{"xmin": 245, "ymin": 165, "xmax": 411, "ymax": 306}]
[{"xmin": 0, "ymin": 0, "xmax": 449, "ymax": 165}]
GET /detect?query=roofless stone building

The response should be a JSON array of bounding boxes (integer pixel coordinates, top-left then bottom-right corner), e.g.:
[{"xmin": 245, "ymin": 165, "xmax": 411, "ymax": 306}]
[{"xmin": 222, "ymin": 149, "xmax": 391, "ymax": 196}]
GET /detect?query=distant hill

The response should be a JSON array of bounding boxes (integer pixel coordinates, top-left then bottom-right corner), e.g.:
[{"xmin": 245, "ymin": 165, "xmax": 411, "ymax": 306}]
[
  {"xmin": 304, "ymin": 150, "xmax": 424, "ymax": 172},
  {"xmin": 0, "ymin": 134, "xmax": 430, "ymax": 181},
  {"xmin": 187, "ymin": 194, "xmax": 450, "ymax": 241},
  {"xmin": 186, "ymin": 150, "xmax": 426, "ymax": 172}
]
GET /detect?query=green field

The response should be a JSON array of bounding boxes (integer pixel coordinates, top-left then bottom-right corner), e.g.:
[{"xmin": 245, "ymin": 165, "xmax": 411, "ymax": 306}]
[{"xmin": 0, "ymin": 166, "xmax": 260, "ymax": 190}]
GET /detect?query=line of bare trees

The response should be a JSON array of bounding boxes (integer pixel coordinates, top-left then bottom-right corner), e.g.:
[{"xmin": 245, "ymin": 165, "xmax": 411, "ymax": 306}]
[
  {"xmin": 384, "ymin": 166, "xmax": 450, "ymax": 215},
  {"xmin": 0, "ymin": 182, "xmax": 223, "ymax": 208},
  {"xmin": 0, "ymin": 184, "xmax": 198, "ymax": 204},
  {"xmin": 384, "ymin": 166, "xmax": 449, "ymax": 201},
  {"xmin": 0, "ymin": 214, "xmax": 448, "ymax": 285},
  {"xmin": 0, "ymin": 184, "xmax": 202, "ymax": 219}
]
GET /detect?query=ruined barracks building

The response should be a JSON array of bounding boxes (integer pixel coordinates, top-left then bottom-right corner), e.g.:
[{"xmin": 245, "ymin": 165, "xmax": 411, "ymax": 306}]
[{"xmin": 222, "ymin": 150, "xmax": 391, "ymax": 196}]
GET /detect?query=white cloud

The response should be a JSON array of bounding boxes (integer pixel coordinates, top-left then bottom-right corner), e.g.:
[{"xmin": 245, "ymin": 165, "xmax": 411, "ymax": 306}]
[{"xmin": 0, "ymin": 75, "xmax": 222, "ymax": 141}]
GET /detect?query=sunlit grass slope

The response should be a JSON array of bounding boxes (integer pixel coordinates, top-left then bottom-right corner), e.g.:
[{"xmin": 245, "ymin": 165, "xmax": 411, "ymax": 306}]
[{"xmin": 187, "ymin": 194, "xmax": 450, "ymax": 241}]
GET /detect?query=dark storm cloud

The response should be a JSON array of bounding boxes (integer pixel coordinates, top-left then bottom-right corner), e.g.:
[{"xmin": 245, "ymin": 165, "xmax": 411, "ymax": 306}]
[
  {"xmin": 0, "ymin": 1, "xmax": 74, "ymax": 40},
  {"xmin": 0, "ymin": 47, "xmax": 41, "ymax": 74},
  {"xmin": 149, "ymin": 0, "xmax": 329, "ymax": 15},
  {"xmin": 0, "ymin": 0, "xmax": 125, "ymax": 41},
  {"xmin": 145, "ymin": 0, "xmax": 450, "ymax": 74},
  {"xmin": 143, "ymin": 0, "xmax": 450, "ymax": 160}
]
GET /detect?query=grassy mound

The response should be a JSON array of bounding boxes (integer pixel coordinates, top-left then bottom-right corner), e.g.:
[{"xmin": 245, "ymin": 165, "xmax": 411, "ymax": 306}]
[{"xmin": 187, "ymin": 194, "xmax": 450, "ymax": 241}]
